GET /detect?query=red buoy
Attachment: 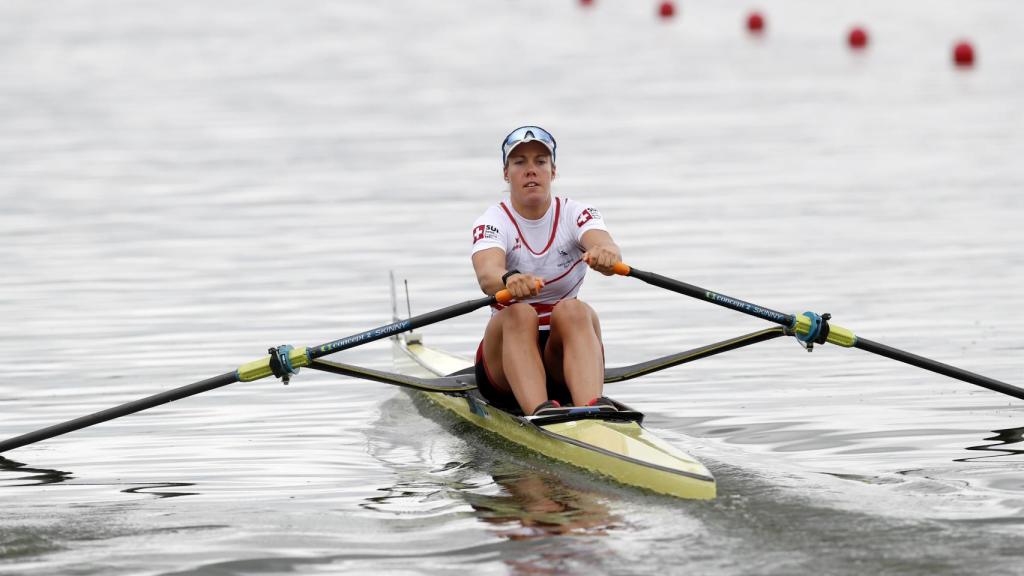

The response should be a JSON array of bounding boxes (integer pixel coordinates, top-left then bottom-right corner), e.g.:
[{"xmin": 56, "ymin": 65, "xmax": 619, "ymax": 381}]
[
  {"xmin": 848, "ymin": 26, "xmax": 869, "ymax": 49},
  {"xmin": 579, "ymin": 0, "xmax": 594, "ymax": 7},
  {"xmin": 953, "ymin": 41, "xmax": 975, "ymax": 67},
  {"xmin": 659, "ymin": 1, "xmax": 675, "ymax": 19},
  {"xmin": 747, "ymin": 11, "xmax": 765, "ymax": 34}
]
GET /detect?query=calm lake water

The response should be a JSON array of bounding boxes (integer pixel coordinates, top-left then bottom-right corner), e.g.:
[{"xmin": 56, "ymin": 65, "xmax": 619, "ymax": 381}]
[{"xmin": 2, "ymin": 0, "xmax": 1024, "ymax": 574}]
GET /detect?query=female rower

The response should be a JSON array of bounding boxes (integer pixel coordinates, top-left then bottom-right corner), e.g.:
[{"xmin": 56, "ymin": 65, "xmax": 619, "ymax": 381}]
[{"xmin": 470, "ymin": 126, "xmax": 622, "ymax": 416}]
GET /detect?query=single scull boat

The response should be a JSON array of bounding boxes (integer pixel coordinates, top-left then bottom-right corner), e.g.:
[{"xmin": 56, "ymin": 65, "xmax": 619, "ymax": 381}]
[{"xmin": 389, "ymin": 329, "xmax": 716, "ymax": 499}]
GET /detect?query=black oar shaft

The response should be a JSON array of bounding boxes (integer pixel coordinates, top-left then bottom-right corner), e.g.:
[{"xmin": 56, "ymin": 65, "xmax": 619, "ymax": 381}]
[
  {"xmin": 2, "ymin": 290, "xmax": 508, "ymax": 453},
  {"xmin": 310, "ymin": 295, "xmax": 496, "ymax": 359},
  {"xmin": 623, "ymin": 266, "xmax": 795, "ymax": 327},
  {"xmin": 0, "ymin": 371, "xmax": 239, "ymax": 453},
  {"xmin": 855, "ymin": 338, "xmax": 1024, "ymax": 401},
  {"xmin": 617, "ymin": 262, "xmax": 1024, "ymax": 403}
]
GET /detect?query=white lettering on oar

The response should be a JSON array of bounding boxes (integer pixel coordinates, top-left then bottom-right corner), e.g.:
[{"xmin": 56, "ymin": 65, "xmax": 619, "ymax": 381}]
[
  {"xmin": 319, "ymin": 320, "xmax": 413, "ymax": 354},
  {"xmin": 705, "ymin": 292, "xmax": 789, "ymax": 323}
]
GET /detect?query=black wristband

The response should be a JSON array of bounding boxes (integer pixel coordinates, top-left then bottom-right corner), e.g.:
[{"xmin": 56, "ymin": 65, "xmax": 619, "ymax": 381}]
[{"xmin": 501, "ymin": 269, "xmax": 521, "ymax": 287}]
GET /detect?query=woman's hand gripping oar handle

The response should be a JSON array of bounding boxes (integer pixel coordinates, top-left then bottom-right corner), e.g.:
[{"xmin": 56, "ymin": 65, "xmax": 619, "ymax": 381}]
[
  {"xmin": 611, "ymin": 262, "xmax": 1024, "ymax": 402},
  {"xmin": 611, "ymin": 262, "xmax": 631, "ymax": 276},
  {"xmin": 495, "ymin": 284, "xmax": 537, "ymax": 305}
]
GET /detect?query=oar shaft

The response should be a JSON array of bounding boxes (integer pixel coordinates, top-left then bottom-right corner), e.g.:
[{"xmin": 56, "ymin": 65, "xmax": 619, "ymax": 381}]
[
  {"xmin": 614, "ymin": 262, "xmax": 1024, "ymax": 403},
  {"xmin": 1, "ymin": 287, "xmax": 519, "ymax": 454},
  {"xmin": 614, "ymin": 264, "xmax": 795, "ymax": 327},
  {"xmin": 310, "ymin": 295, "xmax": 497, "ymax": 359},
  {"xmin": 0, "ymin": 371, "xmax": 239, "ymax": 453},
  {"xmin": 855, "ymin": 338, "xmax": 1024, "ymax": 401},
  {"xmin": 238, "ymin": 289, "xmax": 520, "ymax": 382}
]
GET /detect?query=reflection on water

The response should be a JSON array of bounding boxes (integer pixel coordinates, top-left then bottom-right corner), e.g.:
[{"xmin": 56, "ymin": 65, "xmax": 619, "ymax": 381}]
[
  {"xmin": 958, "ymin": 426, "xmax": 1024, "ymax": 463},
  {"xmin": 0, "ymin": 457, "xmax": 72, "ymax": 487},
  {"xmin": 0, "ymin": 456, "xmax": 196, "ymax": 498},
  {"xmin": 120, "ymin": 482, "xmax": 197, "ymax": 499},
  {"xmin": 462, "ymin": 471, "xmax": 619, "ymax": 540},
  {"xmin": 359, "ymin": 394, "xmax": 625, "ymax": 575},
  {"xmin": 364, "ymin": 394, "xmax": 620, "ymax": 543},
  {"xmin": 364, "ymin": 464, "xmax": 620, "ymax": 539},
  {"xmin": 362, "ymin": 455, "xmax": 621, "ymax": 575}
]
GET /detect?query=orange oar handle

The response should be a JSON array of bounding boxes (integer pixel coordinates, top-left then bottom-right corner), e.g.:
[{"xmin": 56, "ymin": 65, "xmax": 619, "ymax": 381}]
[
  {"xmin": 612, "ymin": 262, "xmax": 632, "ymax": 276},
  {"xmin": 494, "ymin": 280, "xmax": 544, "ymax": 305}
]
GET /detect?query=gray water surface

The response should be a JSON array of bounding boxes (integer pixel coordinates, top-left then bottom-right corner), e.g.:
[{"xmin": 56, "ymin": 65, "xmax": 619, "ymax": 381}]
[{"xmin": 2, "ymin": 1, "xmax": 1024, "ymax": 574}]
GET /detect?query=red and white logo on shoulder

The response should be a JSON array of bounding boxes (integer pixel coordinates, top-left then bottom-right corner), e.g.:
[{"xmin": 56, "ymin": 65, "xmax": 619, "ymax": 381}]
[
  {"xmin": 473, "ymin": 224, "xmax": 501, "ymax": 244},
  {"xmin": 576, "ymin": 207, "xmax": 602, "ymax": 227}
]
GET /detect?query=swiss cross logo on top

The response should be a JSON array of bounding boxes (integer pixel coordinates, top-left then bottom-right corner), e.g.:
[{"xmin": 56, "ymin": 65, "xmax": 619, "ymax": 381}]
[
  {"xmin": 472, "ymin": 224, "xmax": 501, "ymax": 244},
  {"xmin": 576, "ymin": 207, "xmax": 602, "ymax": 228}
]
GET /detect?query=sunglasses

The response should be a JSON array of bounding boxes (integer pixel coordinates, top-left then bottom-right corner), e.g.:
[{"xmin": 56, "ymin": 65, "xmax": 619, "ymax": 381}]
[{"xmin": 501, "ymin": 126, "xmax": 557, "ymax": 166}]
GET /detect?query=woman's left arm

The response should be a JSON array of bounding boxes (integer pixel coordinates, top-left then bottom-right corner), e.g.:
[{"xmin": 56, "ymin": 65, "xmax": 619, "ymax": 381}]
[{"xmin": 581, "ymin": 229, "xmax": 621, "ymax": 276}]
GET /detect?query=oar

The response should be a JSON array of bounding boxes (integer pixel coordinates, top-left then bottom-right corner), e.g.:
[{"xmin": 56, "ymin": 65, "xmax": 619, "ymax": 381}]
[
  {"xmin": 612, "ymin": 262, "xmax": 1024, "ymax": 401},
  {"xmin": 0, "ymin": 288, "xmax": 522, "ymax": 454}
]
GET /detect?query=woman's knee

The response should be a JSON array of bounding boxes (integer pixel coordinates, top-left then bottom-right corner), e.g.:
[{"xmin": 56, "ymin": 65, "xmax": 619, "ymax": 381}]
[
  {"xmin": 501, "ymin": 303, "xmax": 540, "ymax": 330},
  {"xmin": 550, "ymin": 299, "xmax": 594, "ymax": 326}
]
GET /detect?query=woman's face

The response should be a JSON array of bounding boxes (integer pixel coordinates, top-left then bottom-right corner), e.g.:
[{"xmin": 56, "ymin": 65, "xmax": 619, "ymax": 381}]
[{"xmin": 503, "ymin": 140, "xmax": 556, "ymax": 206}]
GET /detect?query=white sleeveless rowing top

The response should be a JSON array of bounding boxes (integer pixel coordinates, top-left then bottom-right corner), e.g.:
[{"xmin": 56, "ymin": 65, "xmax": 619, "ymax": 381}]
[{"xmin": 471, "ymin": 196, "xmax": 608, "ymax": 328}]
